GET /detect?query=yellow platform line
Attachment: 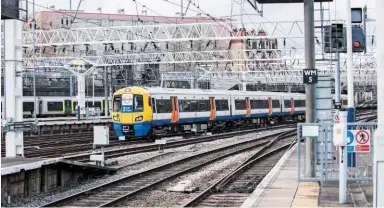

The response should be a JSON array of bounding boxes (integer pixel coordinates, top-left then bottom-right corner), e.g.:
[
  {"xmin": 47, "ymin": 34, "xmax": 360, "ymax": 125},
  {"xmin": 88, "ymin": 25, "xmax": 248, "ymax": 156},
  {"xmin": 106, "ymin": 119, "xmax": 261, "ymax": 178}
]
[{"xmin": 291, "ymin": 182, "xmax": 320, "ymax": 207}]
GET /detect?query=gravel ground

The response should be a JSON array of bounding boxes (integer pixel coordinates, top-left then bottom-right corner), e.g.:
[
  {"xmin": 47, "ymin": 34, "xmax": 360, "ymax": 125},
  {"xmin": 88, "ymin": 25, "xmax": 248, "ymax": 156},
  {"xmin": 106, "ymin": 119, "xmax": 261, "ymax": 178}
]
[
  {"xmin": 7, "ymin": 128, "xmax": 290, "ymax": 207},
  {"xmin": 120, "ymin": 148, "xmax": 263, "ymax": 207}
]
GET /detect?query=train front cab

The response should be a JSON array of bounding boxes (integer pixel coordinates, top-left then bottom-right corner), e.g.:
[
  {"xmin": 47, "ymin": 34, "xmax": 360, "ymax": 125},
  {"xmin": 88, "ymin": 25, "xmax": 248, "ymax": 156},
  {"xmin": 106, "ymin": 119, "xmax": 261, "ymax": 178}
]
[{"xmin": 112, "ymin": 87, "xmax": 152, "ymax": 139}]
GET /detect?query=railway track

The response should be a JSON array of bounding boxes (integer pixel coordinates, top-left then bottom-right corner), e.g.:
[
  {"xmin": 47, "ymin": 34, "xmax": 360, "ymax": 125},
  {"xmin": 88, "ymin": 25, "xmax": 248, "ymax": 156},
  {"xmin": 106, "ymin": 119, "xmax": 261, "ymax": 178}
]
[
  {"xmin": 64, "ymin": 124, "xmax": 296, "ymax": 162},
  {"xmin": 41, "ymin": 128, "xmax": 295, "ymax": 207},
  {"xmin": 182, "ymin": 131, "xmax": 296, "ymax": 207},
  {"xmin": 1, "ymin": 132, "xmax": 148, "ymax": 158}
]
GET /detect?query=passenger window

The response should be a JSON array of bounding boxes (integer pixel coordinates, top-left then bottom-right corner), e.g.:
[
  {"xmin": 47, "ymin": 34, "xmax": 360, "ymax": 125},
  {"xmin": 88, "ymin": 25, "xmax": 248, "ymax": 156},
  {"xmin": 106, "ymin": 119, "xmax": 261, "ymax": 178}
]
[
  {"xmin": 134, "ymin": 95, "xmax": 144, "ymax": 112},
  {"xmin": 151, "ymin": 97, "xmax": 156, "ymax": 113},
  {"xmin": 47, "ymin": 102, "xmax": 63, "ymax": 111},
  {"xmin": 198, "ymin": 100, "xmax": 209, "ymax": 112},
  {"xmin": 221, "ymin": 100, "xmax": 229, "ymax": 111},
  {"xmin": 148, "ymin": 96, "xmax": 151, "ymax": 106},
  {"xmin": 156, "ymin": 99, "xmax": 172, "ymax": 113},
  {"xmin": 23, "ymin": 102, "xmax": 34, "ymax": 112},
  {"xmin": 235, "ymin": 100, "xmax": 246, "ymax": 110},
  {"xmin": 113, "ymin": 95, "xmax": 122, "ymax": 112},
  {"xmin": 272, "ymin": 100, "xmax": 280, "ymax": 108}
]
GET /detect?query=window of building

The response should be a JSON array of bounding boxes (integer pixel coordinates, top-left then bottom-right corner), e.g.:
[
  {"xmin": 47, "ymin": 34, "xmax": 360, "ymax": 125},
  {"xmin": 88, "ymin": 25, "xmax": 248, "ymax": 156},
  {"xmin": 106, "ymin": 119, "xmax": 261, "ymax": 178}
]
[{"xmin": 47, "ymin": 102, "xmax": 63, "ymax": 111}]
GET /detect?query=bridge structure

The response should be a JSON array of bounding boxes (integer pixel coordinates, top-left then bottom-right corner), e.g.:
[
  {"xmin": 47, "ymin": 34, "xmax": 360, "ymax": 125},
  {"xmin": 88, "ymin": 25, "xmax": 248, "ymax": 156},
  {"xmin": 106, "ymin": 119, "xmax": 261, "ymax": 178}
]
[{"xmin": 17, "ymin": 13, "xmax": 378, "ymax": 115}]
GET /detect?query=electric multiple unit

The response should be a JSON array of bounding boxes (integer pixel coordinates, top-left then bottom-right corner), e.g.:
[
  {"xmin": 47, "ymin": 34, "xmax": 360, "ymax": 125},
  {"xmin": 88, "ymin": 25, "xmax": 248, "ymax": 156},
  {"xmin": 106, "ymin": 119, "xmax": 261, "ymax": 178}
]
[
  {"xmin": 111, "ymin": 87, "xmax": 309, "ymax": 139},
  {"xmin": 1, "ymin": 96, "xmax": 112, "ymax": 117}
]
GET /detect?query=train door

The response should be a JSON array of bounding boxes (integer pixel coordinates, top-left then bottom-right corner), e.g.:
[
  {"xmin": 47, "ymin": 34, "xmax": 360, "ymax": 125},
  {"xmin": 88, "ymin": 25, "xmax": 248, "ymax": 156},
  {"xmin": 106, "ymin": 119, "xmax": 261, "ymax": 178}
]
[
  {"xmin": 170, "ymin": 96, "xmax": 179, "ymax": 123},
  {"xmin": 64, "ymin": 99, "xmax": 72, "ymax": 115},
  {"xmin": 209, "ymin": 97, "xmax": 216, "ymax": 120},
  {"xmin": 245, "ymin": 97, "xmax": 251, "ymax": 117},
  {"xmin": 268, "ymin": 97, "xmax": 272, "ymax": 115},
  {"xmin": 290, "ymin": 98, "xmax": 294, "ymax": 115},
  {"xmin": 39, "ymin": 100, "xmax": 43, "ymax": 116}
]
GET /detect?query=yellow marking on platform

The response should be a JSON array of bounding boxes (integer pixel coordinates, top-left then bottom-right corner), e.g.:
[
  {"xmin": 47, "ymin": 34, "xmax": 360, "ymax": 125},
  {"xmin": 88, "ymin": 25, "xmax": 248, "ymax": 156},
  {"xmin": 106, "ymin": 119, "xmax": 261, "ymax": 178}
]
[{"xmin": 291, "ymin": 182, "xmax": 320, "ymax": 207}]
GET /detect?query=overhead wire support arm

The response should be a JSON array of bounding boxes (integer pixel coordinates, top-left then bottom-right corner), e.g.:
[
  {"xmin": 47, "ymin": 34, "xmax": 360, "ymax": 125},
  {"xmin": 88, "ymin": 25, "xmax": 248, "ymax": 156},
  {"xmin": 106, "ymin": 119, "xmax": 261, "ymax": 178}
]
[
  {"xmin": 246, "ymin": 0, "xmax": 263, "ymax": 16},
  {"xmin": 183, "ymin": 0, "xmax": 192, "ymax": 18},
  {"xmin": 71, "ymin": 0, "xmax": 84, "ymax": 24}
]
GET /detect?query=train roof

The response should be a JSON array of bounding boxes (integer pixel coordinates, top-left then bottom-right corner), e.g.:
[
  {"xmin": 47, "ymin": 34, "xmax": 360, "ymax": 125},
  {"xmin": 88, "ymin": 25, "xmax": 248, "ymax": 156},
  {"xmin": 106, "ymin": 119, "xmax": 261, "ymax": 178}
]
[{"xmin": 121, "ymin": 87, "xmax": 306, "ymax": 97}]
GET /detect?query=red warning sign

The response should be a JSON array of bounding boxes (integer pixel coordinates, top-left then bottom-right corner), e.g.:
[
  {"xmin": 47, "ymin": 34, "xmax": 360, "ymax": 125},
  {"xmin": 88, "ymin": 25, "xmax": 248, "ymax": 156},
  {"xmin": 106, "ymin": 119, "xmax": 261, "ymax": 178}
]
[
  {"xmin": 355, "ymin": 130, "xmax": 370, "ymax": 145},
  {"xmin": 334, "ymin": 114, "xmax": 340, "ymax": 123},
  {"xmin": 355, "ymin": 145, "xmax": 370, "ymax": 152}
]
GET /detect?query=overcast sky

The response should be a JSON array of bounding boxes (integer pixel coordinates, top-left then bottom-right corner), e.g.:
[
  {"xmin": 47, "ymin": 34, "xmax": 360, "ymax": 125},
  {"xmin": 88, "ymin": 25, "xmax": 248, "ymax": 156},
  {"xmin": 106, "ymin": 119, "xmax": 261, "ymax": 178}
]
[{"xmin": 31, "ymin": 0, "xmax": 375, "ymax": 21}]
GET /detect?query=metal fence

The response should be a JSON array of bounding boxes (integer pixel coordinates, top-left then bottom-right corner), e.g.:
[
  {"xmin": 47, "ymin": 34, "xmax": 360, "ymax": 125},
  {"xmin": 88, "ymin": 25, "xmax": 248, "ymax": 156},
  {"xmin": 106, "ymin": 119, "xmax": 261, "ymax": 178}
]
[{"xmin": 297, "ymin": 122, "xmax": 377, "ymax": 185}]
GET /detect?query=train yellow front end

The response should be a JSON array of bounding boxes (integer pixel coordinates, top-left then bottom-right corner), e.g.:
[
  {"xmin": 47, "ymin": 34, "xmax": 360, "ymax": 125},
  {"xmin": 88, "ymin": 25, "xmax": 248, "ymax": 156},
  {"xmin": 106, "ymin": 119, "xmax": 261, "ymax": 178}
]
[{"xmin": 112, "ymin": 87, "xmax": 152, "ymax": 139}]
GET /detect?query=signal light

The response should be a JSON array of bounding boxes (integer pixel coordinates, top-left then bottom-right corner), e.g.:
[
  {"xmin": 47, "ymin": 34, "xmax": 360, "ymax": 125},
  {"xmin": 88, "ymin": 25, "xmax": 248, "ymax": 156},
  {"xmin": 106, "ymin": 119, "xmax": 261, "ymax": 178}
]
[{"xmin": 353, "ymin": 41, "xmax": 360, "ymax": 48}]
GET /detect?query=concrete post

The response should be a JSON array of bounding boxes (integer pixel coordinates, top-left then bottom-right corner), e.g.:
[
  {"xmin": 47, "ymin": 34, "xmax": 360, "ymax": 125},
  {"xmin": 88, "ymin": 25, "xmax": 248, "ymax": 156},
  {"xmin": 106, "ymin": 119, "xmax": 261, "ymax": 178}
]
[
  {"xmin": 104, "ymin": 67, "xmax": 109, "ymax": 117},
  {"xmin": 374, "ymin": 0, "xmax": 384, "ymax": 206},
  {"xmin": 76, "ymin": 73, "xmax": 86, "ymax": 118},
  {"xmin": 304, "ymin": 0, "xmax": 316, "ymax": 177},
  {"xmin": 4, "ymin": 20, "xmax": 24, "ymax": 157}
]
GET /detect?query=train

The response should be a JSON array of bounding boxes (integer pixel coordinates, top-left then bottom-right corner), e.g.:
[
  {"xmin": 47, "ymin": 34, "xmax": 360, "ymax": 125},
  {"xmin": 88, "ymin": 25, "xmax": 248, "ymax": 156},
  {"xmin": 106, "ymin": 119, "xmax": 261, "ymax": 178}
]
[
  {"xmin": 112, "ymin": 87, "xmax": 349, "ymax": 140},
  {"xmin": 1, "ymin": 96, "xmax": 112, "ymax": 117},
  {"xmin": 0, "ymin": 92, "xmax": 349, "ymax": 120}
]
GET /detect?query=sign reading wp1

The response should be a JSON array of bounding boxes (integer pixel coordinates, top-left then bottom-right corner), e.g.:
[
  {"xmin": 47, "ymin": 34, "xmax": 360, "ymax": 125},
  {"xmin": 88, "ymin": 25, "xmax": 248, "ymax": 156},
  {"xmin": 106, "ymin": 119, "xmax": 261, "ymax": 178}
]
[{"xmin": 303, "ymin": 69, "xmax": 318, "ymax": 84}]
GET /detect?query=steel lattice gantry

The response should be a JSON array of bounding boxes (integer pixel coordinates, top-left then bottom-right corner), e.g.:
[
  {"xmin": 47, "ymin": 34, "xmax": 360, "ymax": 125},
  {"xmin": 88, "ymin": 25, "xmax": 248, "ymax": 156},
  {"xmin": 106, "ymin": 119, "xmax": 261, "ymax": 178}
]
[
  {"xmin": 20, "ymin": 20, "xmax": 377, "ymax": 111},
  {"xmin": 22, "ymin": 21, "xmax": 304, "ymax": 47}
]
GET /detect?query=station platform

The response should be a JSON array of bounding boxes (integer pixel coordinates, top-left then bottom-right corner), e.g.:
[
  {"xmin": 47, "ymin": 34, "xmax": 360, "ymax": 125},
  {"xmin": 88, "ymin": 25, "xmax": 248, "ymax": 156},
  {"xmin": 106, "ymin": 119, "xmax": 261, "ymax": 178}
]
[
  {"xmin": 23, "ymin": 116, "xmax": 110, "ymax": 123},
  {"xmin": 241, "ymin": 146, "xmax": 373, "ymax": 207},
  {"xmin": 36, "ymin": 118, "xmax": 110, "ymax": 126},
  {"xmin": 1, "ymin": 157, "xmax": 116, "ymax": 205}
]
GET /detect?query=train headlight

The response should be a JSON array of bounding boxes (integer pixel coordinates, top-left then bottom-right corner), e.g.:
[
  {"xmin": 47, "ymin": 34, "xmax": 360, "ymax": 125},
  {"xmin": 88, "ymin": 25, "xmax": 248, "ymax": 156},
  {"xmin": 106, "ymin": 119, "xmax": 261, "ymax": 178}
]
[
  {"xmin": 135, "ymin": 116, "xmax": 143, "ymax": 121},
  {"xmin": 113, "ymin": 116, "xmax": 120, "ymax": 121}
]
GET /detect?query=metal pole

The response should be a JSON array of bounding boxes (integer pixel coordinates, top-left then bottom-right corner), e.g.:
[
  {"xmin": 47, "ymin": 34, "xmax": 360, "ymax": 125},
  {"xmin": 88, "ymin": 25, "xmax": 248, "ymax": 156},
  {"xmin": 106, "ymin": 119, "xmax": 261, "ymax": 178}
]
[
  {"xmin": 346, "ymin": 0, "xmax": 354, "ymax": 107},
  {"xmin": 339, "ymin": 111, "xmax": 348, "ymax": 204},
  {"xmin": 2, "ymin": 21, "xmax": 6, "ymax": 120},
  {"xmin": 345, "ymin": 0, "xmax": 356, "ymax": 172},
  {"xmin": 335, "ymin": 52, "xmax": 341, "ymax": 108},
  {"xmin": 181, "ymin": 0, "xmax": 183, "ymax": 17},
  {"xmin": 304, "ymin": 0, "xmax": 316, "ymax": 177},
  {"xmin": 92, "ymin": 74, "xmax": 95, "ymax": 106},
  {"xmin": 32, "ymin": 0, "xmax": 37, "ymax": 123},
  {"xmin": 374, "ymin": 0, "xmax": 384, "ymax": 206},
  {"xmin": 104, "ymin": 66, "xmax": 108, "ymax": 117}
]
